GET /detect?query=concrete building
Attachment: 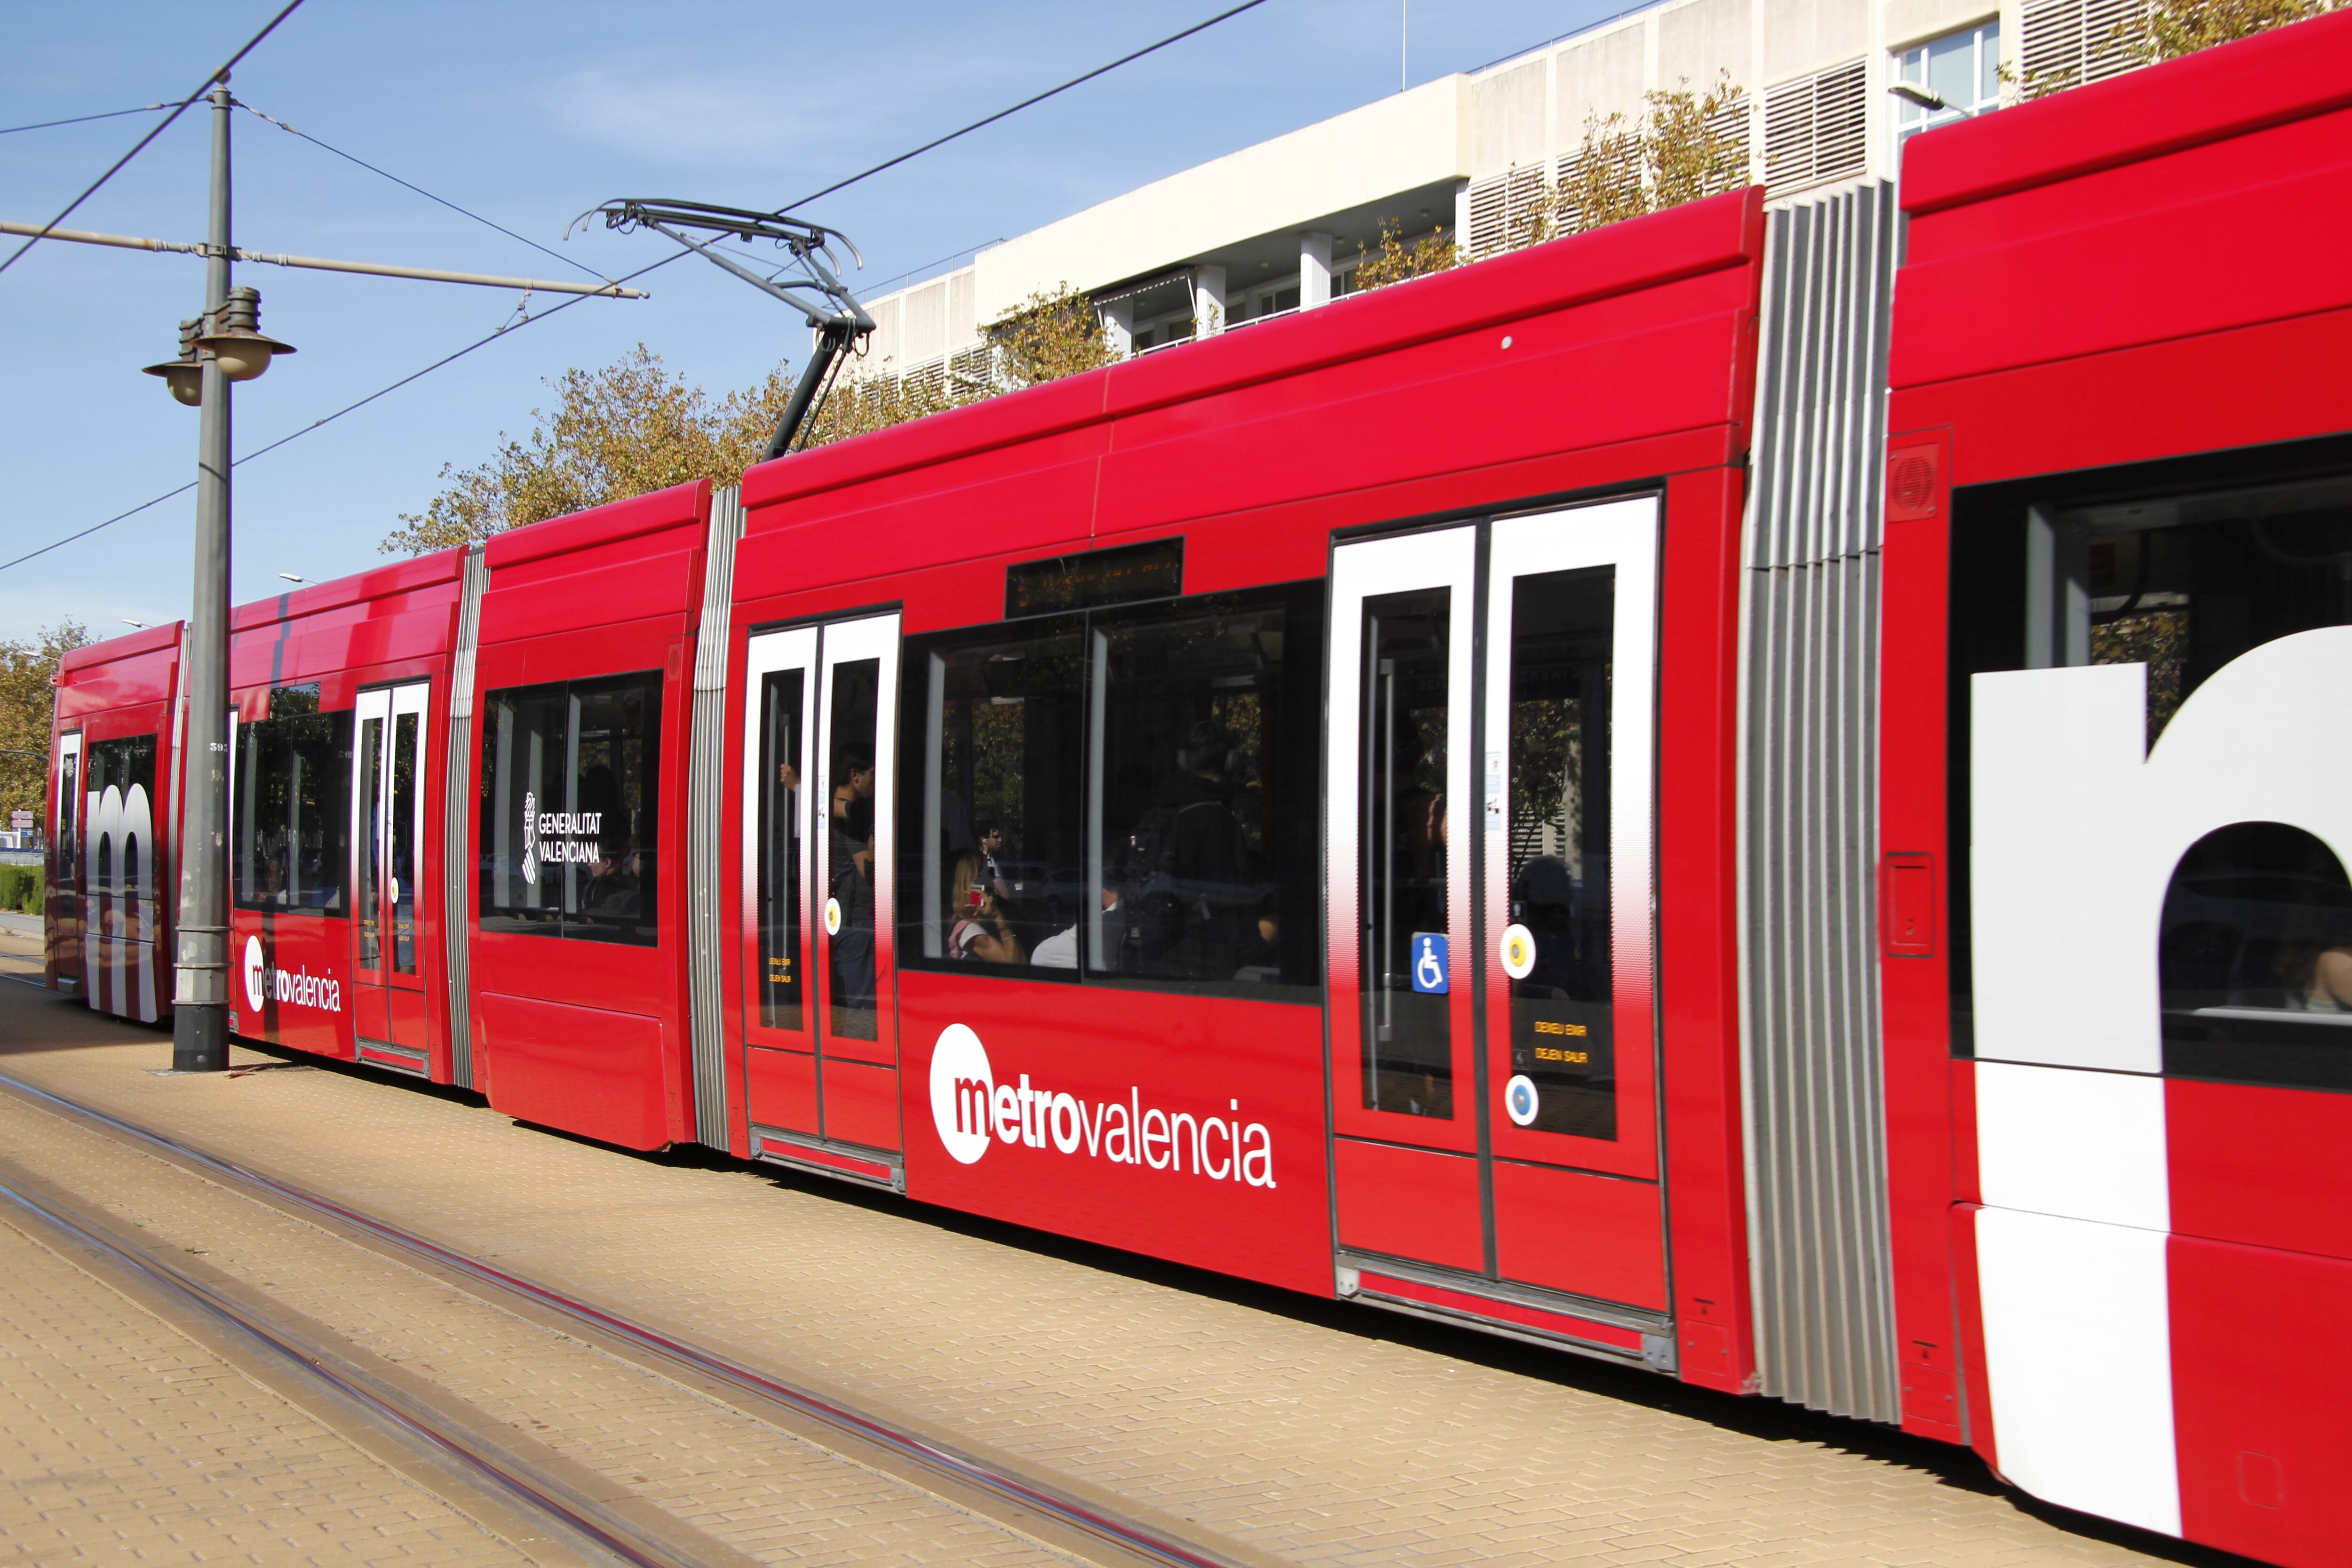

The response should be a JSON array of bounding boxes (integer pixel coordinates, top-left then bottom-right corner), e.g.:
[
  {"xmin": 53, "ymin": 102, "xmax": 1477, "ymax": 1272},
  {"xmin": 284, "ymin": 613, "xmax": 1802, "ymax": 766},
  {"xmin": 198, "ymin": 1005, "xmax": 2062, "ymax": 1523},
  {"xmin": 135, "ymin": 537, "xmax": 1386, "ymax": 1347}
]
[{"xmin": 854, "ymin": 0, "xmax": 2145, "ymax": 392}]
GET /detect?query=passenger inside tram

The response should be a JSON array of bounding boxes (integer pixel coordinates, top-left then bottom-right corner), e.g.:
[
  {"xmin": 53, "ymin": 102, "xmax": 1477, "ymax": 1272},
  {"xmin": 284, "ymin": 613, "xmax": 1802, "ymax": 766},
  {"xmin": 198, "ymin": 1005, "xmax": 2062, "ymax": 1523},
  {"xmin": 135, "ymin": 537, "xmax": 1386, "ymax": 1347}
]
[{"xmin": 946, "ymin": 849, "xmax": 1024, "ymax": 964}]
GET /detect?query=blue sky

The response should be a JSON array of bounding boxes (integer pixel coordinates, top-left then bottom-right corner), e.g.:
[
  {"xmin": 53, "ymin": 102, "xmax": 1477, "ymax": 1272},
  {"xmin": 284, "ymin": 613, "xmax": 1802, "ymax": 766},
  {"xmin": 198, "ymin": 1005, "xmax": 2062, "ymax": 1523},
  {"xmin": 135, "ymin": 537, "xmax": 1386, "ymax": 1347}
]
[{"xmin": 3, "ymin": 0, "xmax": 1618, "ymax": 642}]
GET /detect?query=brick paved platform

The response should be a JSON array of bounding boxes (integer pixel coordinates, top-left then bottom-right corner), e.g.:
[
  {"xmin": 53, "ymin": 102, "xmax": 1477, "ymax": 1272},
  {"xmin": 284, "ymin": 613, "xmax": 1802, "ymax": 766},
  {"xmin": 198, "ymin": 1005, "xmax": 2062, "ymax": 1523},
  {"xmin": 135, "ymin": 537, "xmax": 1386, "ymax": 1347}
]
[{"xmin": 0, "ymin": 973, "xmax": 2214, "ymax": 1567}]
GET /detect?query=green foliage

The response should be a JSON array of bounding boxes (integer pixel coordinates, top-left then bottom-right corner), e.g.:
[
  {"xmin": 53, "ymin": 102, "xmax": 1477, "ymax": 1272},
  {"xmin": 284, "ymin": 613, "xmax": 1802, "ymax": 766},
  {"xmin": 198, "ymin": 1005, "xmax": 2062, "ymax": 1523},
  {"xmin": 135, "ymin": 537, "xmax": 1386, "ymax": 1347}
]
[
  {"xmin": 2127, "ymin": 0, "xmax": 2336, "ymax": 58},
  {"xmin": 385, "ymin": 287, "xmax": 1119, "ymax": 557},
  {"xmin": 0, "ymin": 865, "xmax": 39, "ymax": 916},
  {"xmin": 986, "ymin": 284, "xmax": 1115, "ymax": 388},
  {"xmin": 1554, "ymin": 74, "xmax": 1748, "ymax": 239},
  {"xmin": 1354, "ymin": 220, "xmax": 1460, "ymax": 292},
  {"xmin": 0, "ymin": 620, "xmax": 91, "ymax": 828},
  {"xmin": 379, "ymin": 345, "xmax": 795, "ymax": 555}
]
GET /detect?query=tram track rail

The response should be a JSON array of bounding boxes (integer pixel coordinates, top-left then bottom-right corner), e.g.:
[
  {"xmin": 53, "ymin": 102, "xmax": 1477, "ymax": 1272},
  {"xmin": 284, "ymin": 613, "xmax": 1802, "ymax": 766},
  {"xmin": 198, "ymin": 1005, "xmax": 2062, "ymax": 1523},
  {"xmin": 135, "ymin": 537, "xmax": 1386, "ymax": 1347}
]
[
  {"xmin": 0, "ymin": 1068, "xmax": 1252, "ymax": 1568},
  {"xmin": 0, "ymin": 1168, "xmax": 679, "ymax": 1568}
]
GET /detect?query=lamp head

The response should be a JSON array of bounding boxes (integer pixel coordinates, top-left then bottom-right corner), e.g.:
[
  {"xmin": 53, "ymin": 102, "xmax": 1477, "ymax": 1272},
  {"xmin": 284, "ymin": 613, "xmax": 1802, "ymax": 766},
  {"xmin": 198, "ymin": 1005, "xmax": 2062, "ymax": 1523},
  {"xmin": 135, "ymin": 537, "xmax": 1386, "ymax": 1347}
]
[
  {"xmin": 1887, "ymin": 80, "xmax": 1949, "ymax": 111},
  {"xmin": 142, "ymin": 317, "xmax": 205, "ymax": 405},
  {"xmin": 194, "ymin": 285, "xmax": 296, "ymax": 383}
]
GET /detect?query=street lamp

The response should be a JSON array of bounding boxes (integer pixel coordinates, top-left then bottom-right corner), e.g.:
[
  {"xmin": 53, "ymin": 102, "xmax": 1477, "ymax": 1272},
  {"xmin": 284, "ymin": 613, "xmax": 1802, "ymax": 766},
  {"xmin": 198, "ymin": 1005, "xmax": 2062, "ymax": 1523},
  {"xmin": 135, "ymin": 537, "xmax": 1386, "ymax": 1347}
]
[{"xmin": 147, "ymin": 79, "xmax": 301, "ymax": 1075}]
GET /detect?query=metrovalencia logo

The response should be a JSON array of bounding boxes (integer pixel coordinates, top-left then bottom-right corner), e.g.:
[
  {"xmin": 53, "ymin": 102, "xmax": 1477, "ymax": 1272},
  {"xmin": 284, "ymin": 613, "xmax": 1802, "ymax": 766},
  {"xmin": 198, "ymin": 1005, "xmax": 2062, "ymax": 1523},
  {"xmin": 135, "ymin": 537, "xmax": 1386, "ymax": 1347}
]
[
  {"xmin": 240, "ymin": 934, "xmax": 343, "ymax": 1014},
  {"xmin": 928, "ymin": 1024, "xmax": 1276, "ymax": 1187}
]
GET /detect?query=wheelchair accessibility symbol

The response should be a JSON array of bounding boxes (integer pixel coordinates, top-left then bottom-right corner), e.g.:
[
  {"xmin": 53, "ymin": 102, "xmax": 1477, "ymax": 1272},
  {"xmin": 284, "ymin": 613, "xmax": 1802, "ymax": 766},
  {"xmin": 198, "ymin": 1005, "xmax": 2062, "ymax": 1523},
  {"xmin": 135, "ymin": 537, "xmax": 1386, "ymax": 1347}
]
[
  {"xmin": 1505, "ymin": 1074, "xmax": 1540, "ymax": 1127},
  {"xmin": 1409, "ymin": 932, "xmax": 1449, "ymax": 994}
]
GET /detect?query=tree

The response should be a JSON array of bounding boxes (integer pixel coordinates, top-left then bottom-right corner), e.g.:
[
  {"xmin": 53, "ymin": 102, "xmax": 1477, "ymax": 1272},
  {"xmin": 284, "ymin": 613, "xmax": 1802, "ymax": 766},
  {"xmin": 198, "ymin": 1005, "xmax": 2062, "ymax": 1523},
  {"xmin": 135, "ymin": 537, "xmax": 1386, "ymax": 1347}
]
[
  {"xmin": 2126, "ymin": 0, "xmax": 2336, "ymax": 59},
  {"xmin": 1553, "ymin": 75, "xmax": 1748, "ymax": 239},
  {"xmin": 0, "ymin": 620, "xmax": 92, "ymax": 827},
  {"xmin": 1354, "ymin": 220, "xmax": 1460, "ymax": 292},
  {"xmin": 986, "ymin": 284, "xmax": 1114, "ymax": 388},
  {"xmin": 380, "ymin": 345, "xmax": 797, "ymax": 555},
  {"xmin": 384, "ymin": 286, "xmax": 1119, "ymax": 557}
]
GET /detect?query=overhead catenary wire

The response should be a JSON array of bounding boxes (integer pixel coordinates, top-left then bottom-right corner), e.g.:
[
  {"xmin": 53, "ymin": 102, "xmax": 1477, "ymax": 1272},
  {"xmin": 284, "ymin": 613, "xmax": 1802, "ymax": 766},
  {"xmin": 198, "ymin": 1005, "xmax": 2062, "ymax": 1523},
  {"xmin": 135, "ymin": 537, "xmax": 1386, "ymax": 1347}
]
[
  {"xmin": 233, "ymin": 101, "xmax": 618, "ymax": 287},
  {"xmin": 0, "ymin": 104, "xmax": 170, "ymax": 136},
  {"xmin": 0, "ymin": 0, "xmax": 306, "ymax": 279},
  {"xmin": 6, "ymin": 0, "xmax": 1271, "ymax": 574}
]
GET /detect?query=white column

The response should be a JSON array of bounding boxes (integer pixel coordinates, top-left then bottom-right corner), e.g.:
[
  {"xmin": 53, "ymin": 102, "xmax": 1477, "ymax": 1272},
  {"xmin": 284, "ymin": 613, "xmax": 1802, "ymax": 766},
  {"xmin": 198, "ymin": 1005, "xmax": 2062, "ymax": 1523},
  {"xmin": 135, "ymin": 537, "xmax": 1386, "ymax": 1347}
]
[
  {"xmin": 1192, "ymin": 264, "xmax": 1226, "ymax": 337},
  {"xmin": 1452, "ymin": 178, "xmax": 1471, "ymax": 244},
  {"xmin": 1100, "ymin": 297, "xmax": 1134, "ymax": 358},
  {"xmin": 1300, "ymin": 233, "xmax": 1333, "ymax": 310}
]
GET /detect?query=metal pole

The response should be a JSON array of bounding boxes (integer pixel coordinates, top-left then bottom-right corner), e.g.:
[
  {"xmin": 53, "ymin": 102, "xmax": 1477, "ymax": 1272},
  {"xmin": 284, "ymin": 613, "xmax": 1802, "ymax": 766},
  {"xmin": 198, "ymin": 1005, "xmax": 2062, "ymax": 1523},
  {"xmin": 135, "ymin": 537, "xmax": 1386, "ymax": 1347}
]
[{"xmin": 172, "ymin": 80, "xmax": 234, "ymax": 1072}]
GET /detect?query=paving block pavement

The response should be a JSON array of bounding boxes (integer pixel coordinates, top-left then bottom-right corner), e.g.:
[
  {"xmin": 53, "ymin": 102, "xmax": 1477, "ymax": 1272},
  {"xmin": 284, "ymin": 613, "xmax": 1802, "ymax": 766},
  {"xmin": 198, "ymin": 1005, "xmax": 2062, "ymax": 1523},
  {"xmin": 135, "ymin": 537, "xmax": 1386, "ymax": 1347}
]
[
  {"xmin": 0, "ymin": 1201, "xmax": 536, "ymax": 1565},
  {"xmin": 0, "ymin": 983, "xmax": 2208, "ymax": 1568}
]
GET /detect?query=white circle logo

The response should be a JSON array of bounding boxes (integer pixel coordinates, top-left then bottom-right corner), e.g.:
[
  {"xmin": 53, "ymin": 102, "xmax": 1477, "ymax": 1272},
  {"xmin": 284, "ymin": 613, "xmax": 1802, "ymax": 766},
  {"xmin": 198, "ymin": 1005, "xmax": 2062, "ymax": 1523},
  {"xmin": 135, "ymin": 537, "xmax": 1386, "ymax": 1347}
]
[
  {"xmin": 929, "ymin": 1024, "xmax": 994, "ymax": 1165},
  {"xmin": 824, "ymin": 897, "xmax": 842, "ymax": 936},
  {"xmin": 241, "ymin": 935, "xmax": 266, "ymax": 1013},
  {"xmin": 1500, "ymin": 923, "xmax": 1536, "ymax": 980},
  {"xmin": 1505, "ymin": 1073, "xmax": 1540, "ymax": 1127}
]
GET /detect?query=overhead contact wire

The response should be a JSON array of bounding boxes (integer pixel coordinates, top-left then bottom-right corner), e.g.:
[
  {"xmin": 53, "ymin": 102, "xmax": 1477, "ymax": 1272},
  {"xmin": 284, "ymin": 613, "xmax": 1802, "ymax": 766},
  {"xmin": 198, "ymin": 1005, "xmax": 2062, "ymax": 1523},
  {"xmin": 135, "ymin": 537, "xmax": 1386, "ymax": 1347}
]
[
  {"xmin": 0, "ymin": 104, "xmax": 171, "ymax": 136},
  {"xmin": 7, "ymin": 0, "xmax": 1270, "ymax": 572},
  {"xmin": 234, "ymin": 101, "xmax": 616, "ymax": 285},
  {"xmin": 0, "ymin": 0, "xmax": 307, "ymax": 278}
]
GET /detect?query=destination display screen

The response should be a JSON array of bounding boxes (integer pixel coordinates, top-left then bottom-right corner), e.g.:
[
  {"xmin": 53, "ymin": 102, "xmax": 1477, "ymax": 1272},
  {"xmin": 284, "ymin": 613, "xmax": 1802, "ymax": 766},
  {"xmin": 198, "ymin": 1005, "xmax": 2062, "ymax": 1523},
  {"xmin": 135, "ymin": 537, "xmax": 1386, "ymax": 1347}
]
[{"xmin": 1005, "ymin": 538, "xmax": 1183, "ymax": 619}]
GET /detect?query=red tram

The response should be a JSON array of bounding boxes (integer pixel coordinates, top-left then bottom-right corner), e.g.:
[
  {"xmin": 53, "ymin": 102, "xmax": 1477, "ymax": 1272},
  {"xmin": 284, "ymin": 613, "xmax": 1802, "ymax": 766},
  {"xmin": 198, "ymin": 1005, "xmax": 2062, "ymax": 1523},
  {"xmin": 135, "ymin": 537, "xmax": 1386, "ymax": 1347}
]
[{"xmin": 42, "ymin": 19, "xmax": 2352, "ymax": 1566}]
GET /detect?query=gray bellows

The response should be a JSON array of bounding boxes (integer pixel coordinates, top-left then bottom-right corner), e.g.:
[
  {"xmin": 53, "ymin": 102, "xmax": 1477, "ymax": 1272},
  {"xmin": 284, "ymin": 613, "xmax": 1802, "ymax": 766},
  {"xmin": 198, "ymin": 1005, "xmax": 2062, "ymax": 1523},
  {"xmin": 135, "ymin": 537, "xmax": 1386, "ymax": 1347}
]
[{"xmin": 1736, "ymin": 180, "xmax": 1900, "ymax": 1424}]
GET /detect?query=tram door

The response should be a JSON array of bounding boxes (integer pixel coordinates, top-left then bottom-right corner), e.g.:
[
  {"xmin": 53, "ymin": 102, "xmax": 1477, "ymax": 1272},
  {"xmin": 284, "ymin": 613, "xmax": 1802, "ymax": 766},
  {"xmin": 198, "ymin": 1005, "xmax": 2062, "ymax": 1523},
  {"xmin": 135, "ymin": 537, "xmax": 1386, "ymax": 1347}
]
[
  {"xmin": 738, "ymin": 613, "xmax": 904, "ymax": 1158},
  {"xmin": 48, "ymin": 732, "xmax": 83, "ymax": 996},
  {"xmin": 351, "ymin": 681, "xmax": 430, "ymax": 1067},
  {"xmin": 1327, "ymin": 496, "xmax": 1666, "ymax": 1315}
]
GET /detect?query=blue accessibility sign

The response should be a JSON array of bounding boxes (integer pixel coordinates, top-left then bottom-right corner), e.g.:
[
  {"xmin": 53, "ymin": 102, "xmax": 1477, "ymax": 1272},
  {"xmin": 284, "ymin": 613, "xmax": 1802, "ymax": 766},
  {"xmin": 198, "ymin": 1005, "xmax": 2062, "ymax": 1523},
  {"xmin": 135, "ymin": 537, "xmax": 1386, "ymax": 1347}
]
[{"xmin": 1410, "ymin": 931, "xmax": 1450, "ymax": 994}]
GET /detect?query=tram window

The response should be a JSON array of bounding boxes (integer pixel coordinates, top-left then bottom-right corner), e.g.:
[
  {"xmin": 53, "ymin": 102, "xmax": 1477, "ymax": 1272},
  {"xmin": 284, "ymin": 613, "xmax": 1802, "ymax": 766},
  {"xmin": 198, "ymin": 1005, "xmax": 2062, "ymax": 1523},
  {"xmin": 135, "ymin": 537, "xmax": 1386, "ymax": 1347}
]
[
  {"xmin": 234, "ymin": 686, "xmax": 352, "ymax": 915},
  {"xmin": 826, "ymin": 659, "xmax": 882, "ymax": 1039},
  {"xmin": 2160, "ymin": 821, "xmax": 2352, "ymax": 1091},
  {"xmin": 1947, "ymin": 451, "xmax": 2352, "ymax": 1057},
  {"xmin": 54, "ymin": 745, "xmax": 78, "ymax": 891},
  {"xmin": 1089, "ymin": 584, "xmax": 1321, "ymax": 1000},
  {"xmin": 85, "ymin": 734, "xmax": 159, "ymax": 929},
  {"xmin": 478, "ymin": 671, "xmax": 661, "ymax": 946},
  {"xmin": 2035, "ymin": 474, "xmax": 2352, "ymax": 744},
  {"xmin": 898, "ymin": 616, "xmax": 1085, "ymax": 976},
  {"xmin": 1359, "ymin": 589, "xmax": 1453, "ymax": 1116},
  {"xmin": 1505, "ymin": 567, "xmax": 1617, "ymax": 1140},
  {"xmin": 757, "ymin": 669, "xmax": 807, "ymax": 1028}
]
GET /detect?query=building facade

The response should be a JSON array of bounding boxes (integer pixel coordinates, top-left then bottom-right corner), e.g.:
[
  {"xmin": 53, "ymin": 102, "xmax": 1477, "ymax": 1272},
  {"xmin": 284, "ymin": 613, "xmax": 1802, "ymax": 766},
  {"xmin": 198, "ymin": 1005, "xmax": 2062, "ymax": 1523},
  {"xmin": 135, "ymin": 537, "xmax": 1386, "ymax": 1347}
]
[{"xmin": 852, "ymin": 0, "xmax": 2144, "ymax": 392}]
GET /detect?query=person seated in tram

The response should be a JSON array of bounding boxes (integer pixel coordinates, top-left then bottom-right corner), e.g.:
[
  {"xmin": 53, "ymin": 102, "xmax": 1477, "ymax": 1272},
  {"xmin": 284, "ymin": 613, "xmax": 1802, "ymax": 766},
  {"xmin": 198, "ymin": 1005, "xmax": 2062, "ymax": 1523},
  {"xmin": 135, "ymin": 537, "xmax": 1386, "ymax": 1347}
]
[
  {"xmin": 2279, "ymin": 910, "xmax": 2352, "ymax": 1013},
  {"xmin": 577, "ymin": 765, "xmax": 641, "ymax": 921},
  {"xmin": 1129, "ymin": 720, "xmax": 1256, "ymax": 981},
  {"xmin": 946, "ymin": 850, "xmax": 1024, "ymax": 965},
  {"xmin": 1030, "ymin": 880, "xmax": 1129, "ymax": 970}
]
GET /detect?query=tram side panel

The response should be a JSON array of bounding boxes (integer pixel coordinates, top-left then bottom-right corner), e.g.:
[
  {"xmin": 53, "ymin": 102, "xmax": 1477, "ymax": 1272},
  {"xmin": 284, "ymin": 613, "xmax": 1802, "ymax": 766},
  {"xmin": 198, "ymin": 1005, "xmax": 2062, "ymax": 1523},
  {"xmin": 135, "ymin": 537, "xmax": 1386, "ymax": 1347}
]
[
  {"xmin": 49, "ymin": 624, "xmax": 184, "ymax": 1023},
  {"xmin": 1891, "ymin": 16, "xmax": 2352, "ymax": 1566},
  {"xmin": 728, "ymin": 192, "xmax": 1765, "ymax": 1319},
  {"xmin": 465, "ymin": 481, "xmax": 711, "ymax": 1151},
  {"xmin": 220, "ymin": 556, "xmax": 464, "ymax": 1075}
]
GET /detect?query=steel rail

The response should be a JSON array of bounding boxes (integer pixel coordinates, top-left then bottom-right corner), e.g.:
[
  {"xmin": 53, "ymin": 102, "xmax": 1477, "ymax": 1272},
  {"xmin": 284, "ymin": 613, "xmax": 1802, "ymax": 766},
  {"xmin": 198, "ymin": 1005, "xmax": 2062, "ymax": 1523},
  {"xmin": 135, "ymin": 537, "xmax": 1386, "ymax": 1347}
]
[
  {"xmin": 0, "ymin": 218, "xmax": 648, "ymax": 297},
  {"xmin": 0, "ymin": 1070, "xmax": 1242, "ymax": 1568},
  {"xmin": 0, "ymin": 1172, "xmax": 678, "ymax": 1568}
]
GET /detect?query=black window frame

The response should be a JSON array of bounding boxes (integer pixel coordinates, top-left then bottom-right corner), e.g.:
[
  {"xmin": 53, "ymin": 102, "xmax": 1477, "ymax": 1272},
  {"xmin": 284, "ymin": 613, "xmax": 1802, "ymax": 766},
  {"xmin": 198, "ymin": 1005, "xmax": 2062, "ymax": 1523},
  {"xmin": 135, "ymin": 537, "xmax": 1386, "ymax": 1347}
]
[
  {"xmin": 477, "ymin": 669, "xmax": 664, "ymax": 947},
  {"xmin": 1947, "ymin": 432, "xmax": 2352, "ymax": 1073},
  {"xmin": 896, "ymin": 575, "xmax": 1324, "ymax": 1003}
]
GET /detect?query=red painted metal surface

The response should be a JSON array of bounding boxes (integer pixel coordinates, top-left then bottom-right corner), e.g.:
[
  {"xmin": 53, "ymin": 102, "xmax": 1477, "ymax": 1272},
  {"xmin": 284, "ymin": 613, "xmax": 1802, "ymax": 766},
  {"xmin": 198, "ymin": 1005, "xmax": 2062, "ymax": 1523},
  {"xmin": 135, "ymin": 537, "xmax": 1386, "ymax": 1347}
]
[
  {"xmin": 466, "ymin": 481, "xmax": 710, "ymax": 1151},
  {"xmin": 1491, "ymin": 1160, "xmax": 1667, "ymax": 1310},
  {"xmin": 1890, "ymin": 16, "xmax": 2352, "ymax": 1547},
  {"xmin": 2170, "ymin": 1233, "xmax": 2352, "ymax": 1568},
  {"xmin": 1333, "ymin": 1140, "xmax": 1484, "ymax": 1274}
]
